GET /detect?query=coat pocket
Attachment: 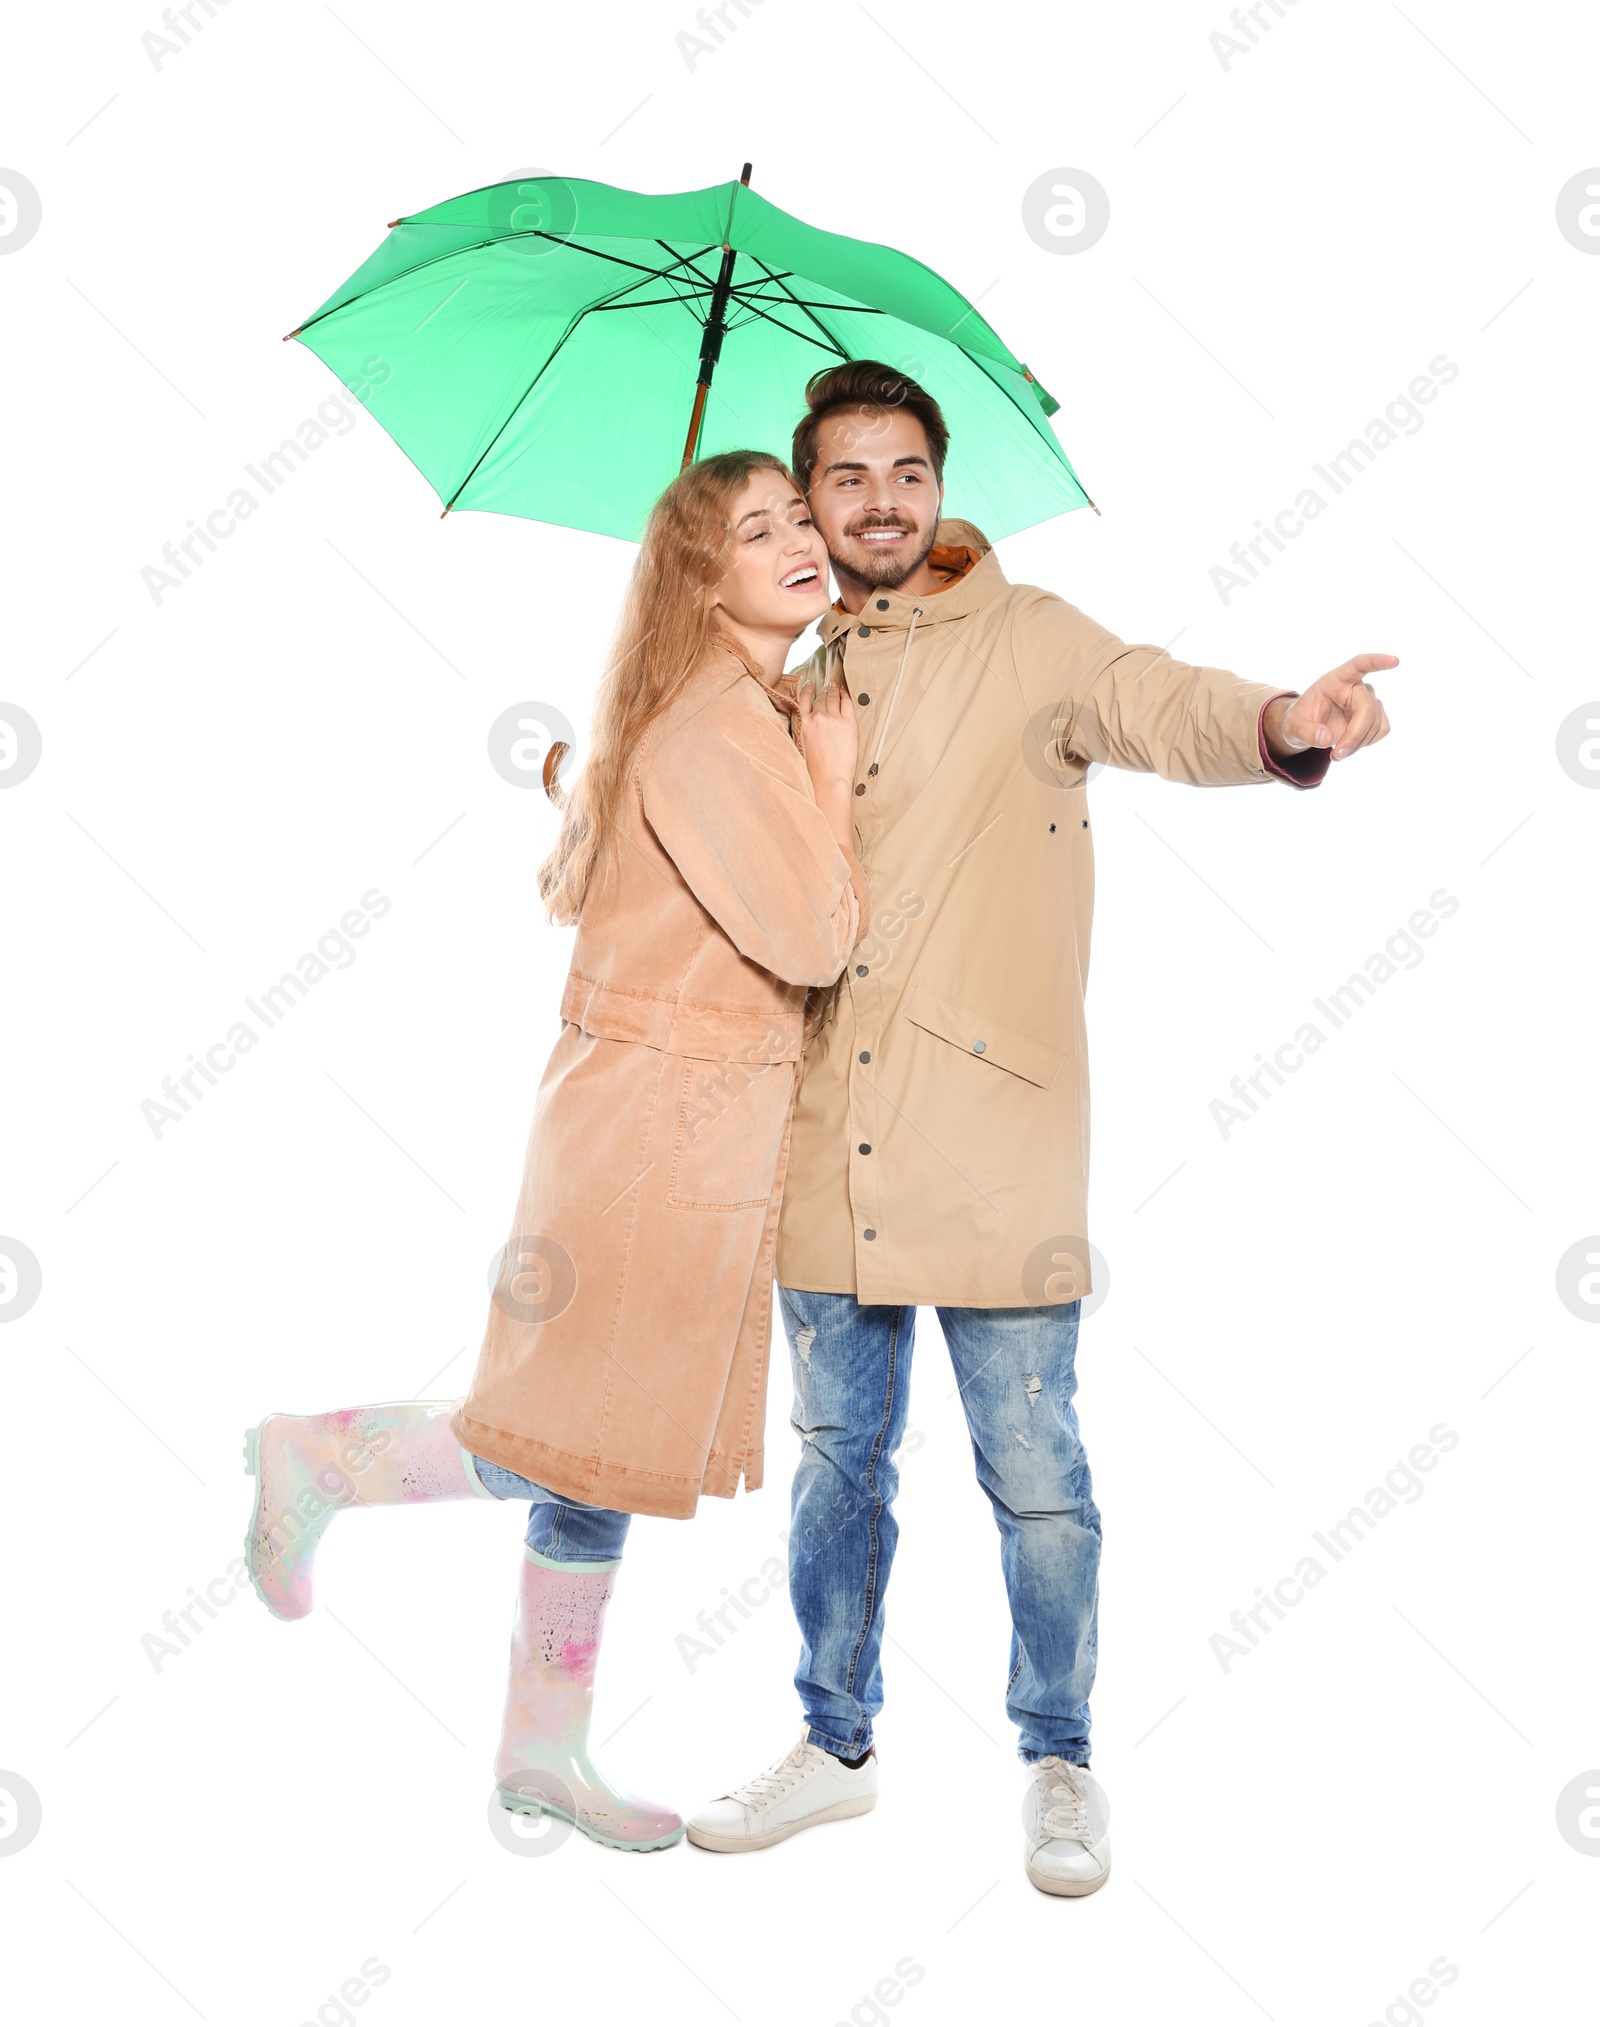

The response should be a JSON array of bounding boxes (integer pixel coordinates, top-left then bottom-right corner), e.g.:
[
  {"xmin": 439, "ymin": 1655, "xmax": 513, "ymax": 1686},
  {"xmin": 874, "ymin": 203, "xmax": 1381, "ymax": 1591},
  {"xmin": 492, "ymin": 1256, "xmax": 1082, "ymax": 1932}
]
[
  {"xmin": 899, "ymin": 983, "xmax": 1063, "ymax": 1089},
  {"xmin": 667, "ymin": 1057, "xmax": 795, "ymax": 1211}
]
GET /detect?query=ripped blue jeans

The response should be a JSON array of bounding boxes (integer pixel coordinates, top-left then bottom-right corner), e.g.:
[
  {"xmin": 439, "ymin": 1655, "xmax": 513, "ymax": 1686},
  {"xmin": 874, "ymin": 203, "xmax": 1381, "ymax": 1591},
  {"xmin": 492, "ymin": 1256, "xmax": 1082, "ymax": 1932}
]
[
  {"xmin": 780, "ymin": 1291, "xmax": 1099, "ymax": 1764},
  {"xmin": 469, "ymin": 1457, "xmax": 632, "ymax": 1565}
]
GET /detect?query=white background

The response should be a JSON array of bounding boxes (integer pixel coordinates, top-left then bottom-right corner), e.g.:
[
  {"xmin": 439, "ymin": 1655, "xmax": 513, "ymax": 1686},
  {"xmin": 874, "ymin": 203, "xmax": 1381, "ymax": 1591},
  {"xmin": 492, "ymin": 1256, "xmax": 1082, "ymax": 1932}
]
[{"xmin": 3, "ymin": 0, "xmax": 1597, "ymax": 2021}]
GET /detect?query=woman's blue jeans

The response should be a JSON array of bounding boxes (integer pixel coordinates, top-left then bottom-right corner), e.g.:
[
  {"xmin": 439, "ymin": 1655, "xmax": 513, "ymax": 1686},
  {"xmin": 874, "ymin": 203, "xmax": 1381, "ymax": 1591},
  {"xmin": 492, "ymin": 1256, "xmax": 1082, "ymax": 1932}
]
[
  {"xmin": 778, "ymin": 1289, "xmax": 1099, "ymax": 1764},
  {"xmin": 469, "ymin": 1456, "xmax": 633, "ymax": 1564}
]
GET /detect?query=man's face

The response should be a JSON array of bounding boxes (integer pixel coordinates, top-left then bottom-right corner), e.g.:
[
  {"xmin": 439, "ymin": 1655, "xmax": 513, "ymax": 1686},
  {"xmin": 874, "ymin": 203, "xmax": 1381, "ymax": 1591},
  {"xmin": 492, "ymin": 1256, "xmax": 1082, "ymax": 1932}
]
[{"xmin": 805, "ymin": 406, "xmax": 944, "ymax": 592}]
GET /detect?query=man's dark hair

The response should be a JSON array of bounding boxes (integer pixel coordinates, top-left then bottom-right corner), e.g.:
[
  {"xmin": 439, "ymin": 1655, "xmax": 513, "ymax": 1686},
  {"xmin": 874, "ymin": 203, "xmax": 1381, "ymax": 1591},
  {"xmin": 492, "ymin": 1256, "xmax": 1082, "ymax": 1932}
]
[{"xmin": 791, "ymin": 360, "xmax": 950, "ymax": 494}]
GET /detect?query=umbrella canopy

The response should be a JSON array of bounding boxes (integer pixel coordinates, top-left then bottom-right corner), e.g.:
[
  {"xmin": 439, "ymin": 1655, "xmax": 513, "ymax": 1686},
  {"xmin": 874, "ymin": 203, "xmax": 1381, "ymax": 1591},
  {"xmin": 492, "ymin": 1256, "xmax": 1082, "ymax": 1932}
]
[{"xmin": 288, "ymin": 170, "xmax": 1094, "ymax": 543}]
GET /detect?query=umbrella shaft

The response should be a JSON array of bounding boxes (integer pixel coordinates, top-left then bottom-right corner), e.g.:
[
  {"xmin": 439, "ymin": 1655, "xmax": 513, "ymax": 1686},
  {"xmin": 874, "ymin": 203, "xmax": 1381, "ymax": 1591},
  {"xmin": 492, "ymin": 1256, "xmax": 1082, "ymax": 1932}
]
[
  {"xmin": 682, "ymin": 241, "xmax": 739, "ymax": 466},
  {"xmin": 698, "ymin": 244, "xmax": 737, "ymax": 375}
]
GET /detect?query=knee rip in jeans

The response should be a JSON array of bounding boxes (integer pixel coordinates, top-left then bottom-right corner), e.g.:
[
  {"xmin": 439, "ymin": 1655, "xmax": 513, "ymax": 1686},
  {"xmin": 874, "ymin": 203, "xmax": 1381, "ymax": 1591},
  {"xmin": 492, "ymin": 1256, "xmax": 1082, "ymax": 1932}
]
[
  {"xmin": 794, "ymin": 1325, "xmax": 817, "ymax": 1369},
  {"xmin": 789, "ymin": 1395, "xmax": 822, "ymax": 1449},
  {"xmin": 1009, "ymin": 1372, "xmax": 1046, "ymax": 1448}
]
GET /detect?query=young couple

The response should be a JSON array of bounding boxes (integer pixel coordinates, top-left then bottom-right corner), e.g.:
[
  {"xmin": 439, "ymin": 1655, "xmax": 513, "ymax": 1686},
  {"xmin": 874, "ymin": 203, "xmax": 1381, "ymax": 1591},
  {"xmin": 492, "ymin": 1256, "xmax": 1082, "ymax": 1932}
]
[{"xmin": 246, "ymin": 361, "xmax": 1394, "ymax": 1894}]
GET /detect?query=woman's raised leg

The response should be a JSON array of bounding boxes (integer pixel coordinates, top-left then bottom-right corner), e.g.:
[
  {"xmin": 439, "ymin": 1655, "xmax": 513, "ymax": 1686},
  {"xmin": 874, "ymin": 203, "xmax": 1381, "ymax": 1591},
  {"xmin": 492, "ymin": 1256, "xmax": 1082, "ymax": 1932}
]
[{"xmin": 243, "ymin": 1402, "xmax": 491, "ymax": 1620}]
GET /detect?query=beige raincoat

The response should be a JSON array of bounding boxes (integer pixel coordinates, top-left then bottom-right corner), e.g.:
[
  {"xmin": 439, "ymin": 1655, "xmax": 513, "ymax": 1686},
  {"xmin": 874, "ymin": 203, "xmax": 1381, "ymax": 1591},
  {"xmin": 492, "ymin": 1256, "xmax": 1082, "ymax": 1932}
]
[
  {"xmin": 452, "ymin": 642, "xmax": 868, "ymax": 1519},
  {"xmin": 774, "ymin": 523, "xmax": 1329, "ymax": 1309}
]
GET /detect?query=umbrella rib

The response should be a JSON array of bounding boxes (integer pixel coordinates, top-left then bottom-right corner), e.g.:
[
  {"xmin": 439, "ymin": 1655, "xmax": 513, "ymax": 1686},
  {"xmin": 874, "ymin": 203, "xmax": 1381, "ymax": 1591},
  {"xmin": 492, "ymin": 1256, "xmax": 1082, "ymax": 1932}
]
[
  {"xmin": 653, "ymin": 242, "xmax": 732, "ymax": 330},
  {"xmin": 439, "ymin": 249, "xmax": 704, "ymax": 513},
  {"xmin": 741, "ymin": 258, "xmax": 856, "ymax": 360},
  {"xmin": 294, "ymin": 235, "xmax": 722, "ymax": 339},
  {"xmin": 738, "ymin": 298, "xmax": 888, "ymax": 313},
  {"xmin": 522, "ymin": 232, "xmax": 694, "ymax": 281},
  {"xmin": 656, "ymin": 240, "xmax": 722, "ymax": 286},
  {"xmin": 556, "ymin": 243, "xmax": 722, "ymax": 313},
  {"xmin": 590, "ymin": 295, "xmax": 717, "ymax": 312},
  {"xmin": 725, "ymin": 271, "xmax": 800, "ymax": 295},
  {"xmin": 721, "ymin": 301, "xmax": 846, "ymax": 355},
  {"xmin": 439, "ymin": 311, "xmax": 588, "ymax": 513},
  {"xmin": 295, "ymin": 235, "xmax": 512, "ymax": 336},
  {"xmin": 519, "ymin": 235, "xmax": 725, "ymax": 315}
]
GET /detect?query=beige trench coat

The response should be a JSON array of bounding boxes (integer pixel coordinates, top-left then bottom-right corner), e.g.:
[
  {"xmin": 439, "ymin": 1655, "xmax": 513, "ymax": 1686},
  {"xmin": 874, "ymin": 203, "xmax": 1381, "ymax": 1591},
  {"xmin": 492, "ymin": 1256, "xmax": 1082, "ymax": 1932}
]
[
  {"xmin": 451, "ymin": 644, "xmax": 868, "ymax": 1519},
  {"xmin": 774, "ymin": 523, "xmax": 1329, "ymax": 1309}
]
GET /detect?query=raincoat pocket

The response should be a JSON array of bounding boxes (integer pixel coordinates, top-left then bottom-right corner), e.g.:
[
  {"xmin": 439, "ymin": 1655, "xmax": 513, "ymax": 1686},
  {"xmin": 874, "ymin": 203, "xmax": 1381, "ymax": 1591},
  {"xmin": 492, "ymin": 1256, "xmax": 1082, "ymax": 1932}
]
[
  {"xmin": 899, "ymin": 983, "xmax": 1063, "ymax": 1090},
  {"xmin": 667, "ymin": 1057, "xmax": 794, "ymax": 1211}
]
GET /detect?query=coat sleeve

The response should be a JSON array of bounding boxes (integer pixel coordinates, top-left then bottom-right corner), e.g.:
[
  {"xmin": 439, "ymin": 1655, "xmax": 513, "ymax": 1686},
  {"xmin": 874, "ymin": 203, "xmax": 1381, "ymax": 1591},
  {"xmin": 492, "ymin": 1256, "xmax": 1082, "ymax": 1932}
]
[
  {"xmin": 639, "ymin": 684, "xmax": 870, "ymax": 988},
  {"xmin": 1012, "ymin": 591, "xmax": 1331, "ymax": 790}
]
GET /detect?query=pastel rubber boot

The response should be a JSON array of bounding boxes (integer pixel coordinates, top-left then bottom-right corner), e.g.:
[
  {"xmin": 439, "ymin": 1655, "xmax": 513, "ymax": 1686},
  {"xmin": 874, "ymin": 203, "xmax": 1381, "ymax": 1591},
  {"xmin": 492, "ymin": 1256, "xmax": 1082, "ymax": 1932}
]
[
  {"xmin": 495, "ymin": 1546, "xmax": 684, "ymax": 1853},
  {"xmin": 244, "ymin": 1402, "xmax": 491, "ymax": 1621}
]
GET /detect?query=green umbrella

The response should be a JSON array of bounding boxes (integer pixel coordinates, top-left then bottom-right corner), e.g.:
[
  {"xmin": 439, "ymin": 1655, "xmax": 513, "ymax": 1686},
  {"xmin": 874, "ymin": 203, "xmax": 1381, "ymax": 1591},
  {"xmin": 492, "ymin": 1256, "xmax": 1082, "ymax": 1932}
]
[{"xmin": 287, "ymin": 166, "xmax": 1095, "ymax": 543}]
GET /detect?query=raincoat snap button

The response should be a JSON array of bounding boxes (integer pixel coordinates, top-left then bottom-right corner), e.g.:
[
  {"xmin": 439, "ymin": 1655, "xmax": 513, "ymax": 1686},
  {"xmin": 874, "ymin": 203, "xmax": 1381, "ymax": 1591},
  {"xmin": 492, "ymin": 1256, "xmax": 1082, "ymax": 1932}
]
[
  {"xmin": 854, "ymin": 782, "xmax": 866, "ymax": 796},
  {"xmin": 855, "ymin": 964, "xmax": 868, "ymax": 976},
  {"xmin": 875, "ymin": 598, "xmax": 889, "ymax": 610},
  {"xmin": 859, "ymin": 1051, "xmax": 871, "ymax": 1063},
  {"xmin": 857, "ymin": 625, "xmax": 870, "ymax": 638},
  {"xmin": 859, "ymin": 1143, "xmax": 872, "ymax": 1155},
  {"xmin": 863, "ymin": 1228, "xmax": 877, "ymax": 1241},
  {"xmin": 858, "ymin": 692, "xmax": 870, "ymax": 704},
  {"xmin": 973, "ymin": 1040, "xmax": 986, "ymax": 1054}
]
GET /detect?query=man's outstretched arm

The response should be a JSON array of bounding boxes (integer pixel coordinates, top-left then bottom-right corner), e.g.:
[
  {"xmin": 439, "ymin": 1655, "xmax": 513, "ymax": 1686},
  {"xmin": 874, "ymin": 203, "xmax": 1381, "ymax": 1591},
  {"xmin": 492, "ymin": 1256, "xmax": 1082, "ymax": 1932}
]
[{"xmin": 1013, "ymin": 592, "xmax": 1397, "ymax": 790}]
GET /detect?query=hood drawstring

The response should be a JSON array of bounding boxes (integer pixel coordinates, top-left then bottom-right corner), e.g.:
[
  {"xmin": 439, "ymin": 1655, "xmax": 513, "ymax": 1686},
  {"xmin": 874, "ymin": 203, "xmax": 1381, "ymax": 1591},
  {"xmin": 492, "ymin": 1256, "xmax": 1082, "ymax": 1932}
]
[{"xmin": 864, "ymin": 605, "xmax": 922, "ymax": 783}]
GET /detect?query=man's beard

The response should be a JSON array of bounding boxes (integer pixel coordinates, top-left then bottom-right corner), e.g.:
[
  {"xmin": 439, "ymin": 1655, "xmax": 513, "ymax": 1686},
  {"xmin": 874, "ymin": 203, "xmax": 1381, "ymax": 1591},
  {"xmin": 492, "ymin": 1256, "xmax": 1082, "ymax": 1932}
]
[{"xmin": 829, "ymin": 518, "xmax": 938, "ymax": 590}]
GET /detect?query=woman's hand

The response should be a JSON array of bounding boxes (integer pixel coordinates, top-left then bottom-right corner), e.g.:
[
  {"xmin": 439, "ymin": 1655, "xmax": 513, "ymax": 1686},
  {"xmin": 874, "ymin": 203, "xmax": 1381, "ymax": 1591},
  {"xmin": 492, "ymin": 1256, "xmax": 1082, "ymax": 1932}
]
[{"xmin": 794, "ymin": 675, "xmax": 859, "ymax": 800}]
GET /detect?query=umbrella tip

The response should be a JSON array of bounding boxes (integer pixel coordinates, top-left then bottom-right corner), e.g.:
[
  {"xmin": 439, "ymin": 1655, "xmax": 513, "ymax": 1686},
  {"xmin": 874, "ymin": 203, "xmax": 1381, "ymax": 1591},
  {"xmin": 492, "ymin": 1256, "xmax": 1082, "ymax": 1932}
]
[
  {"xmin": 440, "ymin": 503, "xmax": 452, "ymax": 518},
  {"xmin": 740, "ymin": 162, "xmax": 752, "ymax": 185},
  {"xmin": 387, "ymin": 217, "xmax": 402, "ymax": 228},
  {"xmin": 282, "ymin": 327, "xmax": 302, "ymax": 342}
]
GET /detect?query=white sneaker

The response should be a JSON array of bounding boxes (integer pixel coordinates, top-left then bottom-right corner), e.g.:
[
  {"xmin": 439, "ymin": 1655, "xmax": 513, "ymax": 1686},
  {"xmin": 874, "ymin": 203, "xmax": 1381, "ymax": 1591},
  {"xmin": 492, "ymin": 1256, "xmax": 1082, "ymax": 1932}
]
[
  {"xmin": 686, "ymin": 1729, "xmax": 878, "ymax": 1853},
  {"xmin": 1022, "ymin": 1757, "xmax": 1112, "ymax": 1896}
]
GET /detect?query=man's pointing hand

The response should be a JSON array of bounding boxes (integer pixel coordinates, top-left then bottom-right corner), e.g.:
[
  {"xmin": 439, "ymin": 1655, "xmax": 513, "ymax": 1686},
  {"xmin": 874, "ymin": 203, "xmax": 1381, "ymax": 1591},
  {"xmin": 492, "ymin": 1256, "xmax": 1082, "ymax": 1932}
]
[{"xmin": 1264, "ymin": 652, "xmax": 1397, "ymax": 764}]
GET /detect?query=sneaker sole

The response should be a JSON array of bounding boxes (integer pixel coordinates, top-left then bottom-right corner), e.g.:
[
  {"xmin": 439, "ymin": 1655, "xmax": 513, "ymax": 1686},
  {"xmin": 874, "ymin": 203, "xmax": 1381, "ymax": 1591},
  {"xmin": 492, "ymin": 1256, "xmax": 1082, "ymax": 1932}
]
[
  {"xmin": 495, "ymin": 1786, "xmax": 685, "ymax": 1854},
  {"xmin": 685, "ymin": 1791, "xmax": 877, "ymax": 1853},
  {"xmin": 1025, "ymin": 1852, "xmax": 1112, "ymax": 1897}
]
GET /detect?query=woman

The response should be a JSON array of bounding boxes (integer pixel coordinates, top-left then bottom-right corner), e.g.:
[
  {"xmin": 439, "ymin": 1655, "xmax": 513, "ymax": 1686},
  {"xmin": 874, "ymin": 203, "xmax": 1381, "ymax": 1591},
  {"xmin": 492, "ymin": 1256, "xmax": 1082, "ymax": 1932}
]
[{"xmin": 244, "ymin": 451, "xmax": 865, "ymax": 1853}]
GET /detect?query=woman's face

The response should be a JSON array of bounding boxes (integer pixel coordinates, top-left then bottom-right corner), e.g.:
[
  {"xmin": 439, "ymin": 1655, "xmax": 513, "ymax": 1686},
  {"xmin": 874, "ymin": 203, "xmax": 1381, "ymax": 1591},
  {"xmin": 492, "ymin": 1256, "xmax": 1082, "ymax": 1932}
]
[{"xmin": 708, "ymin": 470, "xmax": 832, "ymax": 637}]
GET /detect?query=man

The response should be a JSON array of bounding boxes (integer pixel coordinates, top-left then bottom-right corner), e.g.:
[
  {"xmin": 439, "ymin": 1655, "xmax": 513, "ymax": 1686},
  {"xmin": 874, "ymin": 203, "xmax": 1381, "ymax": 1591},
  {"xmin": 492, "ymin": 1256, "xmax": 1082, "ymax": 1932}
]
[{"xmin": 684, "ymin": 363, "xmax": 1393, "ymax": 1893}]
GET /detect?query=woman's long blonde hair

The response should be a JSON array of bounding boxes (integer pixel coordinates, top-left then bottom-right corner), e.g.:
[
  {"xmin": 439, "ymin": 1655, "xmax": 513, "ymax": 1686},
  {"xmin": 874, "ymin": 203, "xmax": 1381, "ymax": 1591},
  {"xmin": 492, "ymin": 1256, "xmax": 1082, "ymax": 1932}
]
[{"xmin": 538, "ymin": 450, "xmax": 795, "ymax": 925}]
